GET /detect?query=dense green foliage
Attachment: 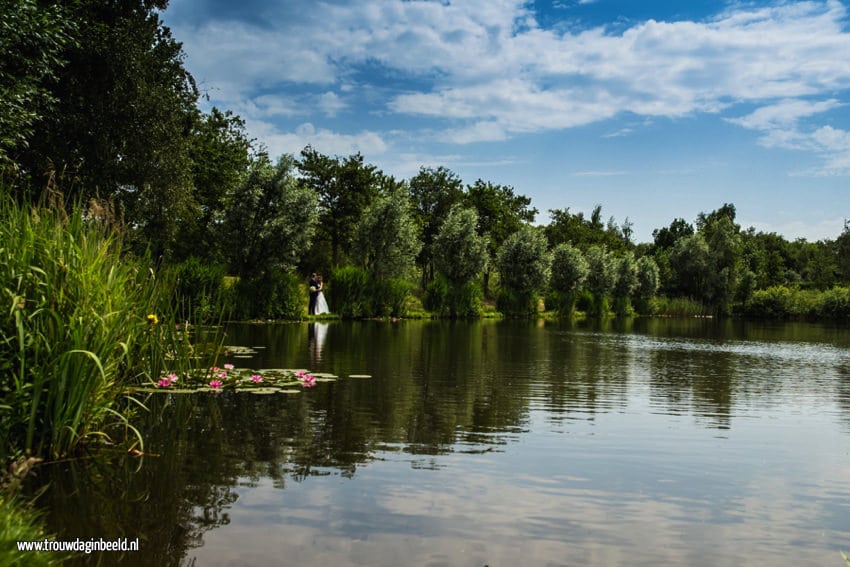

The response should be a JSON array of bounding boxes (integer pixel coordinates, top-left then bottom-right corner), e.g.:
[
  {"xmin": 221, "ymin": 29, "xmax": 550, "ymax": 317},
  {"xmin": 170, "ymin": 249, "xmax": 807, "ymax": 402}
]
[
  {"xmin": 429, "ymin": 206, "xmax": 489, "ymax": 317},
  {"xmin": 0, "ymin": 194, "xmax": 210, "ymax": 464},
  {"xmin": 298, "ymin": 146, "xmax": 379, "ymax": 270},
  {"xmin": 352, "ymin": 180, "xmax": 421, "ymax": 282},
  {"xmin": 495, "ymin": 226, "xmax": 551, "ymax": 316},
  {"xmin": 0, "ymin": 0, "xmax": 72, "ymax": 168},
  {"xmin": 410, "ymin": 166, "xmax": 465, "ymax": 285},
  {"xmin": 549, "ymin": 243, "xmax": 589, "ymax": 317},
  {"xmin": 329, "ymin": 266, "xmax": 370, "ymax": 319}
]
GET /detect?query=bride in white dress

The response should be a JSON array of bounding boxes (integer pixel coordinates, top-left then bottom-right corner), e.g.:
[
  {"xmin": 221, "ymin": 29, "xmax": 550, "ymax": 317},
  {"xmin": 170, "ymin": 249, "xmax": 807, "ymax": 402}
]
[{"xmin": 315, "ymin": 276, "xmax": 330, "ymax": 315}]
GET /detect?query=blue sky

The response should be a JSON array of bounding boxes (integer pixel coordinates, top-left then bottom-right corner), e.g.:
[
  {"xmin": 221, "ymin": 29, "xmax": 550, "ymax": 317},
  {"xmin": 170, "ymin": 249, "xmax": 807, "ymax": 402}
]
[{"xmin": 162, "ymin": 0, "xmax": 850, "ymax": 243}]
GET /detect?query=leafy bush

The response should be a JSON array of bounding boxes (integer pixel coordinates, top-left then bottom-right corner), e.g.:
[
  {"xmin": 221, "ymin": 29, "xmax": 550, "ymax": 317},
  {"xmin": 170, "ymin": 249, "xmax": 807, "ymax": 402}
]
[
  {"xmin": 423, "ymin": 277, "xmax": 449, "ymax": 314},
  {"xmin": 370, "ymin": 278, "xmax": 413, "ymax": 317},
  {"xmin": 496, "ymin": 288, "xmax": 538, "ymax": 317},
  {"xmin": 738, "ymin": 286, "xmax": 820, "ymax": 319},
  {"xmin": 814, "ymin": 287, "xmax": 850, "ymax": 319},
  {"xmin": 170, "ymin": 257, "xmax": 232, "ymax": 323},
  {"xmin": 742, "ymin": 286, "xmax": 796, "ymax": 318},
  {"xmin": 446, "ymin": 281, "xmax": 483, "ymax": 318},
  {"xmin": 330, "ymin": 265, "xmax": 370, "ymax": 319},
  {"xmin": 234, "ymin": 269, "xmax": 302, "ymax": 320},
  {"xmin": 424, "ymin": 276, "xmax": 482, "ymax": 318}
]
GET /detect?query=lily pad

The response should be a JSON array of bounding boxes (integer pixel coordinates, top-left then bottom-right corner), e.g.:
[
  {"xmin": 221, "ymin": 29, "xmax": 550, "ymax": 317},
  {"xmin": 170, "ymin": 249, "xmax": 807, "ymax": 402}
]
[{"xmin": 348, "ymin": 374, "xmax": 372, "ymax": 379}]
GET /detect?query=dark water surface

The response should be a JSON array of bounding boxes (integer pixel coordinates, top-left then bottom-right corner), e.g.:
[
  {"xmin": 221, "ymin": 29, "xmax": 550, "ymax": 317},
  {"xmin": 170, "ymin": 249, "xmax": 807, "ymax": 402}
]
[{"xmin": 34, "ymin": 319, "xmax": 850, "ymax": 566}]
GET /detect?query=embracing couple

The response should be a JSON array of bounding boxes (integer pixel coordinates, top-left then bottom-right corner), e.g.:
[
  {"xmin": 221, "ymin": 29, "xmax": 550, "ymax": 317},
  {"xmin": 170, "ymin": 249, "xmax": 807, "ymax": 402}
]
[{"xmin": 308, "ymin": 273, "xmax": 330, "ymax": 315}]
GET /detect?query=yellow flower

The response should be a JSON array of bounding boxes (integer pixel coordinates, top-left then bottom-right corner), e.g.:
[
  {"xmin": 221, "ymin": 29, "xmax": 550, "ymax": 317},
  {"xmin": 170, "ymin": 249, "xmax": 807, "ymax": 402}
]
[{"xmin": 146, "ymin": 313, "xmax": 159, "ymax": 325}]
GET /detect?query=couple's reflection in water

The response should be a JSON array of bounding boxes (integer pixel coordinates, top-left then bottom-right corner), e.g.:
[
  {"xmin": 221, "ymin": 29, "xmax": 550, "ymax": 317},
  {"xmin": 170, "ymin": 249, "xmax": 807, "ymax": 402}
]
[{"xmin": 308, "ymin": 322, "xmax": 329, "ymax": 364}]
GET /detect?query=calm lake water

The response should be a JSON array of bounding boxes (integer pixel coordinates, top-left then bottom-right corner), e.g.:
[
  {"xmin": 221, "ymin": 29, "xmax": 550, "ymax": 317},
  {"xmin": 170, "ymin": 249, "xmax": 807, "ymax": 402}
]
[{"xmin": 32, "ymin": 319, "xmax": 850, "ymax": 566}]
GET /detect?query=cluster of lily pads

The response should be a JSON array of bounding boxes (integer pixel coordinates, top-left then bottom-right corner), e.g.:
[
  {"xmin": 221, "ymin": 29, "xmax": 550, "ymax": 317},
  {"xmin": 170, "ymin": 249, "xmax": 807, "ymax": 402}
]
[{"xmin": 134, "ymin": 364, "xmax": 351, "ymax": 395}]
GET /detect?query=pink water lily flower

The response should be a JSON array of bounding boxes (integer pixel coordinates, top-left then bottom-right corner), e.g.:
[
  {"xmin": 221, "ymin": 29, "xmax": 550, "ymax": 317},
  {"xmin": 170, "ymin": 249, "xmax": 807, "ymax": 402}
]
[
  {"xmin": 224, "ymin": 363, "xmax": 235, "ymax": 370},
  {"xmin": 209, "ymin": 379, "xmax": 223, "ymax": 389},
  {"xmin": 167, "ymin": 373, "xmax": 178, "ymax": 383},
  {"xmin": 295, "ymin": 370, "xmax": 306, "ymax": 378},
  {"xmin": 156, "ymin": 378, "xmax": 171, "ymax": 388},
  {"xmin": 301, "ymin": 374, "xmax": 316, "ymax": 388},
  {"xmin": 210, "ymin": 366, "xmax": 220, "ymax": 373},
  {"xmin": 250, "ymin": 375, "xmax": 263, "ymax": 383}
]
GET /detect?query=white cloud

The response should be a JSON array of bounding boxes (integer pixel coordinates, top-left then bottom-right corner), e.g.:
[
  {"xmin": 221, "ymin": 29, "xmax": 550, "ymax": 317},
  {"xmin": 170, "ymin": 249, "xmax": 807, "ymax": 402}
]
[
  {"xmin": 742, "ymin": 216, "xmax": 846, "ymax": 241},
  {"xmin": 248, "ymin": 120, "xmax": 388, "ymax": 159},
  {"xmin": 728, "ymin": 99, "xmax": 842, "ymax": 132},
  {"xmin": 170, "ymin": 0, "xmax": 850, "ymax": 171},
  {"xmin": 316, "ymin": 92, "xmax": 347, "ymax": 117},
  {"xmin": 729, "ymin": 99, "xmax": 850, "ymax": 174}
]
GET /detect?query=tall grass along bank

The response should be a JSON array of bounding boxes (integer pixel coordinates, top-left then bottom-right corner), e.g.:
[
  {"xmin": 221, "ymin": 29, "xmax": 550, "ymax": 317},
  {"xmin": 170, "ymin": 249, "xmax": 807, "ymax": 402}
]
[{"xmin": 0, "ymin": 194, "xmax": 173, "ymax": 463}]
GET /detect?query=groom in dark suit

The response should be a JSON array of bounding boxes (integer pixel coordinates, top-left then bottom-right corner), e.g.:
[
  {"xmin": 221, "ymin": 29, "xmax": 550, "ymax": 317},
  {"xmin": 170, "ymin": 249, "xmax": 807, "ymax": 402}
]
[{"xmin": 308, "ymin": 273, "xmax": 319, "ymax": 315}]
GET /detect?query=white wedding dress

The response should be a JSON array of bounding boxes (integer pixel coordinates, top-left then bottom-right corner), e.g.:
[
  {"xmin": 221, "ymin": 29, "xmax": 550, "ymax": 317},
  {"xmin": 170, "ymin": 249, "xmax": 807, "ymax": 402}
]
[{"xmin": 315, "ymin": 290, "xmax": 330, "ymax": 315}]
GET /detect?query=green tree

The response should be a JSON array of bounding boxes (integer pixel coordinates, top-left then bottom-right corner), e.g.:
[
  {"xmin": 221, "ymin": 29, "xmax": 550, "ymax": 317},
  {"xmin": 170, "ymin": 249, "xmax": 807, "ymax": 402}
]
[
  {"xmin": 431, "ymin": 205, "xmax": 489, "ymax": 317},
  {"xmin": 433, "ymin": 206, "xmax": 489, "ymax": 286},
  {"xmin": 225, "ymin": 154, "xmax": 317, "ymax": 280},
  {"xmin": 799, "ymin": 239, "xmax": 837, "ymax": 290},
  {"xmin": 16, "ymin": 0, "xmax": 200, "ymax": 258},
  {"xmin": 351, "ymin": 178, "xmax": 421, "ymax": 282},
  {"xmin": 173, "ymin": 108, "xmax": 253, "ymax": 262},
  {"xmin": 584, "ymin": 245, "xmax": 617, "ymax": 316},
  {"xmin": 652, "ymin": 217, "xmax": 694, "ymax": 251},
  {"xmin": 544, "ymin": 205, "xmax": 627, "ymax": 252},
  {"xmin": 740, "ymin": 229, "xmax": 794, "ymax": 289},
  {"xmin": 465, "ymin": 179, "xmax": 537, "ymax": 296},
  {"xmin": 634, "ymin": 256, "xmax": 660, "ymax": 307},
  {"xmin": 705, "ymin": 215, "xmax": 743, "ymax": 315},
  {"xmin": 669, "ymin": 233, "xmax": 711, "ymax": 301},
  {"xmin": 495, "ymin": 226, "xmax": 551, "ymax": 316},
  {"xmin": 0, "ymin": 0, "xmax": 72, "ymax": 167},
  {"xmin": 298, "ymin": 146, "xmax": 379, "ymax": 268},
  {"xmin": 408, "ymin": 166, "xmax": 464, "ymax": 285},
  {"xmin": 613, "ymin": 251, "xmax": 638, "ymax": 316},
  {"xmin": 836, "ymin": 222, "xmax": 850, "ymax": 284},
  {"xmin": 549, "ymin": 243, "xmax": 588, "ymax": 316}
]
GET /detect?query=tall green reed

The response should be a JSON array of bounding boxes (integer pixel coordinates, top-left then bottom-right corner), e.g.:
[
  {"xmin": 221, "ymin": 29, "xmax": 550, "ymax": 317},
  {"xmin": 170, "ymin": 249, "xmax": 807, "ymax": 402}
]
[{"xmin": 0, "ymin": 193, "xmax": 192, "ymax": 462}]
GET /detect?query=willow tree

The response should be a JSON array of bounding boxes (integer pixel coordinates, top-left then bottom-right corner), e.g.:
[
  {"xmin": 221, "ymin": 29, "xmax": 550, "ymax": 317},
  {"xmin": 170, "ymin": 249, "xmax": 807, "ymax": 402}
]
[
  {"xmin": 225, "ymin": 154, "xmax": 318, "ymax": 318},
  {"xmin": 549, "ymin": 243, "xmax": 588, "ymax": 317},
  {"xmin": 465, "ymin": 179, "xmax": 537, "ymax": 296},
  {"xmin": 351, "ymin": 178, "xmax": 422, "ymax": 316},
  {"xmin": 634, "ymin": 256, "xmax": 660, "ymax": 314},
  {"xmin": 613, "ymin": 252, "xmax": 639, "ymax": 316},
  {"xmin": 431, "ymin": 205, "xmax": 489, "ymax": 317},
  {"xmin": 495, "ymin": 226, "xmax": 551, "ymax": 316},
  {"xmin": 585, "ymin": 245, "xmax": 617, "ymax": 316}
]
